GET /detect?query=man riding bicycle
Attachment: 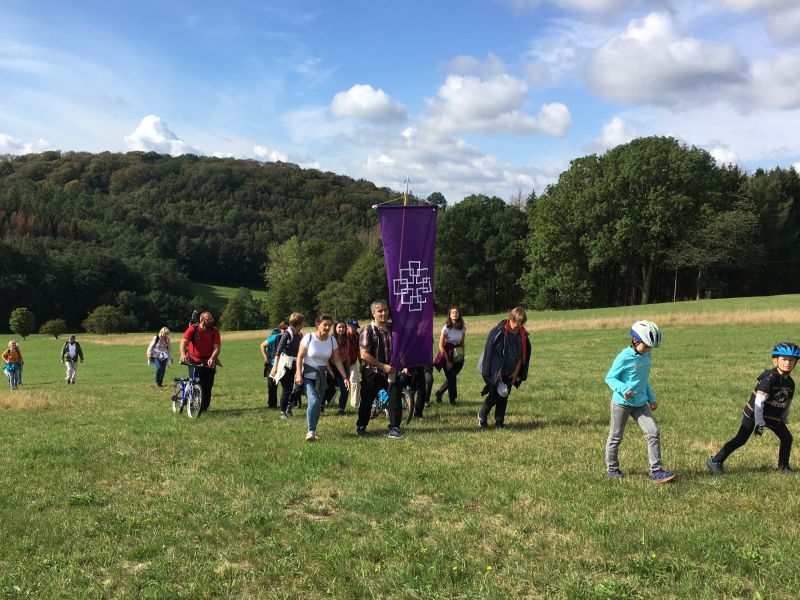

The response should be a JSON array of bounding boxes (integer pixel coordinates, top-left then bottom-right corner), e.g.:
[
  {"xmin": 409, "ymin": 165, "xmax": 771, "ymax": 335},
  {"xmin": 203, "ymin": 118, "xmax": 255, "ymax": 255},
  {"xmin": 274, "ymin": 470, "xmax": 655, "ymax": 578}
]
[{"xmin": 179, "ymin": 311, "xmax": 221, "ymax": 416}]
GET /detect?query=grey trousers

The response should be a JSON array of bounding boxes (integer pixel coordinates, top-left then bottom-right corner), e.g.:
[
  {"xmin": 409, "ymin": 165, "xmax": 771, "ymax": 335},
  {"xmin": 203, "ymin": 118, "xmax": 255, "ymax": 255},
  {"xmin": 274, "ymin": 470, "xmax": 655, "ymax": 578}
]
[{"xmin": 605, "ymin": 402, "xmax": 663, "ymax": 473}]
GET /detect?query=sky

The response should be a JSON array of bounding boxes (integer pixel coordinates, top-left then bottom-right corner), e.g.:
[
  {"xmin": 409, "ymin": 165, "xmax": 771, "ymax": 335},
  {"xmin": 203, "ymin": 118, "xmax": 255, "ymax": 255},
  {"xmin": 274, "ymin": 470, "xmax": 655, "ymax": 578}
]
[{"xmin": 2, "ymin": 0, "xmax": 800, "ymax": 203}]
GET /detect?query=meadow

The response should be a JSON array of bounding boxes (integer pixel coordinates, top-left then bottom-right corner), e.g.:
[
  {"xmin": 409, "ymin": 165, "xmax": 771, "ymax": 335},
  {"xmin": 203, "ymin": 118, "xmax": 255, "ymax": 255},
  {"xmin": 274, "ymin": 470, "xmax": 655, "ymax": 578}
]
[{"xmin": 2, "ymin": 296, "xmax": 800, "ymax": 599}]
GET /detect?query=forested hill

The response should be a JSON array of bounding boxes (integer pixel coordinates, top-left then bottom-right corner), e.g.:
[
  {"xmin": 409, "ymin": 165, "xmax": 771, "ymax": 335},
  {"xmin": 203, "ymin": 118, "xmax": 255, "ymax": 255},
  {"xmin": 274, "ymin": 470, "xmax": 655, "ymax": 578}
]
[{"xmin": 0, "ymin": 151, "xmax": 394, "ymax": 330}]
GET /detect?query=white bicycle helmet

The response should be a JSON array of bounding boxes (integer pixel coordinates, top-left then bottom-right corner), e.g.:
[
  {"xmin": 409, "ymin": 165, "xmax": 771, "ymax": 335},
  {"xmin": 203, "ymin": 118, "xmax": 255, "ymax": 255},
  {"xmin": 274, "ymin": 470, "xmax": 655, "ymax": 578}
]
[
  {"xmin": 497, "ymin": 381, "xmax": 509, "ymax": 398},
  {"xmin": 630, "ymin": 320, "xmax": 662, "ymax": 348}
]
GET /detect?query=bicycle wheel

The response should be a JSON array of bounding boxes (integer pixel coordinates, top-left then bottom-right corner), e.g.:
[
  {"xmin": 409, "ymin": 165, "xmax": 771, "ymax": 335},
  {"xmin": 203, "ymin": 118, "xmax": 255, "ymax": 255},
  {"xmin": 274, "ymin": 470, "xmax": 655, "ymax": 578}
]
[
  {"xmin": 171, "ymin": 381, "xmax": 184, "ymax": 413},
  {"xmin": 404, "ymin": 389, "xmax": 415, "ymax": 425},
  {"xmin": 187, "ymin": 384, "xmax": 203, "ymax": 419}
]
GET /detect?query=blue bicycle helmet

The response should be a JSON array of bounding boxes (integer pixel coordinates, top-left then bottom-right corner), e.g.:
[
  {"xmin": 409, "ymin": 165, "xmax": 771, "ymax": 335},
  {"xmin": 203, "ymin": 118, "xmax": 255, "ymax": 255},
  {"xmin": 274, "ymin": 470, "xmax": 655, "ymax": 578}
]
[
  {"xmin": 630, "ymin": 320, "xmax": 662, "ymax": 348},
  {"xmin": 772, "ymin": 342, "xmax": 800, "ymax": 358}
]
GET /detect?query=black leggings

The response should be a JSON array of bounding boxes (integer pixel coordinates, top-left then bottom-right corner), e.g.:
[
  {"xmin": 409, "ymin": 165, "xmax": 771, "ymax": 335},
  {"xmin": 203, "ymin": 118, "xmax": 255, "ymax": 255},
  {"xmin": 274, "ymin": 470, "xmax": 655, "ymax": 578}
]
[
  {"xmin": 279, "ymin": 363, "xmax": 300, "ymax": 413},
  {"xmin": 713, "ymin": 415, "xmax": 793, "ymax": 467},
  {"xmin": 436, "ymin": 360, "xmax": 463, "ymax": 403}
]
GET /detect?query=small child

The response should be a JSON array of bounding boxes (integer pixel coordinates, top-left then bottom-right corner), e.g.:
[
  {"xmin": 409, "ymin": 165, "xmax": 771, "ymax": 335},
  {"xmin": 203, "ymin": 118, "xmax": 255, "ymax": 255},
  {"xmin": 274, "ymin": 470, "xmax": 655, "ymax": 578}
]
[
  {"xmin": 2, "ymin": 340, "xmax": 23, "ymax": 390},
  {"xmin": 707, "ymin": 342, "xmax": 799, "ymax": 475},
  {"xmin": 604, "ymin": 320, "xmax": 676, "ymax": 483}
]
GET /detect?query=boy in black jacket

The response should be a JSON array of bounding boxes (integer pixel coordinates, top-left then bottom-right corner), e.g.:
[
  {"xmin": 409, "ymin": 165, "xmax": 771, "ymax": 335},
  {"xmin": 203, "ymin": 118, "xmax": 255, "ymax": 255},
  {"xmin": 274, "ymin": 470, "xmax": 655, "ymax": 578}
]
[{"xmin": 707, "ymin": 342, "xmax": 799, "ymax": 474}]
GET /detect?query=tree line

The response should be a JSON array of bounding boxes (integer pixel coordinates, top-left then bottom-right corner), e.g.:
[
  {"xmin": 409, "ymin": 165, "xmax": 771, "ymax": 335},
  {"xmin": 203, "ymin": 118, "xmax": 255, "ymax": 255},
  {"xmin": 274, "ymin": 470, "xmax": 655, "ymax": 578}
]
[{"xmin": 2, "ymin": 136, "xmax": 799, "ymax": 334}]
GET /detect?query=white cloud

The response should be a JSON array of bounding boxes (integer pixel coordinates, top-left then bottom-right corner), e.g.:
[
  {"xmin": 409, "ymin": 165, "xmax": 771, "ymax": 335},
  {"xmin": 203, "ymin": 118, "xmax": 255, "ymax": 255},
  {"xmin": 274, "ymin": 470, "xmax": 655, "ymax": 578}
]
[
  {"xmin": 590, "ymin": 12, "xmax": 746, "ymax": 105},
  {"xmin": 0, "ymin": 133, "xmax": 52, "ymax": 154},
  {"xmin": 424, "ymin": 74, "xmax": 571, "ymax": 135},
  {"xmin": 330, "ymin": 84, "xmax": 406, "ymax": 122},
  {"xmin": 598, "ymin": 116, "xmax": 637, "ymax": 149},
  {"xmin": 793, "ymin": 161, "xmax": 800, "ymax": 173},
  {"xmin": 124, "ymin": 115, "xmax": 201, "ymax": 155},
  {"xmin": 497, "ymin": 0, "xmax": 631, "ymax": 15},
  {"xmin": 748, "ymin": 54, "xmax": 800, "ymax": 109},
  {"xmin": 709, "ymin": 145, "xmax": 739, "ymax": 165},
  {"xmin": 448, "ymin": 53, "xmax": 508, "ymax": 78},
  {"xmin": 253, "ymin": 145, "xmax": 288, "ymax": 162},
  {"xmin": 724, "ymin": 0, "xmax": 800, "ymax": 44}
]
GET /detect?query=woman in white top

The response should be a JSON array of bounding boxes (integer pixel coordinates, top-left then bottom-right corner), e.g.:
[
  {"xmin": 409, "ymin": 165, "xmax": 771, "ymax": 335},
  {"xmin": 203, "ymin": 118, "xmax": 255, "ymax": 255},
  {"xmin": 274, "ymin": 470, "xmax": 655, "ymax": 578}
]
[
  {"xmin": 295, "ymin": 314, "xmax": 349, "ymax": 441},
  {"xmin": 146, "ymin": 327, "xmax": 173, "ymax": 387},
  {"xmin": 434, "ymin": 307, "xmax": 466, "ymax": 405}
]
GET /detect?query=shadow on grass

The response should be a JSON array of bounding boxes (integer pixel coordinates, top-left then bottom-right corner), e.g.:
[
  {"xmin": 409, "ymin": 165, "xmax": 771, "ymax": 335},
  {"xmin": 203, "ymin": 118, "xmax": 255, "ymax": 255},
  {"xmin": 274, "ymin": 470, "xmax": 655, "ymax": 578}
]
[{"xmin": 204, "ymin": 406, "xmax": 269, "ymax": 418}]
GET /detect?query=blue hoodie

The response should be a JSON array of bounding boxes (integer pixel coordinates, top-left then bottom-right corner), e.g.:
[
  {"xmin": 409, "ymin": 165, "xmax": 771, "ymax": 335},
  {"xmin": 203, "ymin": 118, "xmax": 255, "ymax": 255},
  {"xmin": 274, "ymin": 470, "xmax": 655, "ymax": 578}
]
[{"xmin": 605, "ymin": 347, "xmax": 655, "ymax": 407}]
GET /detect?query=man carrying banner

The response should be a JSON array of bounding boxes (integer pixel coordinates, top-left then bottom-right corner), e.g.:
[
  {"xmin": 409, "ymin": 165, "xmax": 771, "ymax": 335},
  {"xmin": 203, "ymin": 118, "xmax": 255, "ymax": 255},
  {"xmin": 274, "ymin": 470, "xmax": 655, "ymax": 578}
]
[{"xmin": 356, "ymin": 300, "xmax": 404, "ymax": 438}]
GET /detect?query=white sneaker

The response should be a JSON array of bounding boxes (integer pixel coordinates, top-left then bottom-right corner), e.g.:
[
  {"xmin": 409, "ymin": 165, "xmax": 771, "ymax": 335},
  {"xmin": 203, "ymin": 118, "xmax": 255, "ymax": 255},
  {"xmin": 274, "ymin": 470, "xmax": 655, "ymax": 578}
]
[
  {"xmin": 305, "ymin": 430, "xmax": 317, "ymax": 442},
  {"xmin": 280, "ymin": 412, "xmax": 288, "ymax": 421}
]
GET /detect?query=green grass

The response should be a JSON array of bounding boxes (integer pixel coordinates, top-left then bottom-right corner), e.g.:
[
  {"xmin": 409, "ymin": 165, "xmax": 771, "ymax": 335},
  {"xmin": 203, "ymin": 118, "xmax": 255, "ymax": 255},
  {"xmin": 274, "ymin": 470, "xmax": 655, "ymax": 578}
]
[
  {"xmin": 190, "ymin": 282, "xmax": 267, "ymax": 307},
  {"xmin": 3, "ymin": 296, "xmax": 800, "ymax": 598}
]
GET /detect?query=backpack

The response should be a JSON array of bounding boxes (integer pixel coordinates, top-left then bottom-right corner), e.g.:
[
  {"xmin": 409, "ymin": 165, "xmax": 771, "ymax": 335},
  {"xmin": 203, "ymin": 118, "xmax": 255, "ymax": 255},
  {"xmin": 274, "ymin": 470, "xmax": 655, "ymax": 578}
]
[{"xmin": 265, "ymin": 329, "xmax": 280, "ymax": 362}]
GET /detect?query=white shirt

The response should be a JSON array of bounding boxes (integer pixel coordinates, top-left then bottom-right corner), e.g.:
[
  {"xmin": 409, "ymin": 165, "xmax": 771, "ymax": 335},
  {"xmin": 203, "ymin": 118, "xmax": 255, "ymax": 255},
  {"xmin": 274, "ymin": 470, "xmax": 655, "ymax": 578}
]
[
  {"xmin": 441, "ymin": 325, "xmax": 465, "ymax": 346},
  {"xmin": 68, "ymin": 342, "xmax": 78, "ymax": 359},
  {"xmin": 300, "ymin": 333, "xmax": 338, "ymax": 379}
]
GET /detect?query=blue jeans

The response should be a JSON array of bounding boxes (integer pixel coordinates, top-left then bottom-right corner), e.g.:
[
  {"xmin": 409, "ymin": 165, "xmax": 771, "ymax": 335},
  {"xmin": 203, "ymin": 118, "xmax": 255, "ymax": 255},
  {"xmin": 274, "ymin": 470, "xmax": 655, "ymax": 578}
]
[
  {"xmin": 304, "ymin": 376, "xmax": 323, "ymax": 432},
  {"xmin": 152, "ymin": 358, "xmax": 168, "ymax": 386},
  {"xmin": 334, "ymin": 371, "xmax": 349, "ymax": 410}
]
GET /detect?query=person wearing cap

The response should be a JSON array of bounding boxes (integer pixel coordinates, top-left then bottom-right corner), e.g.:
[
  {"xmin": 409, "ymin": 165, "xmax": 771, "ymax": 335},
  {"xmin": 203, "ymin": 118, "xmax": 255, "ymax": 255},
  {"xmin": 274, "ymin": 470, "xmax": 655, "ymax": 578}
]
[
  {"xmin": 478, "ymin": 307, "xmax": 531, "ymax": 429},
  {"xmin": 346, "ymin": 318, "xmax": 361, "ymax": 408},
  {"xmin": 60, "ymin": 335, "xmax": 84, "ymax": 385}
]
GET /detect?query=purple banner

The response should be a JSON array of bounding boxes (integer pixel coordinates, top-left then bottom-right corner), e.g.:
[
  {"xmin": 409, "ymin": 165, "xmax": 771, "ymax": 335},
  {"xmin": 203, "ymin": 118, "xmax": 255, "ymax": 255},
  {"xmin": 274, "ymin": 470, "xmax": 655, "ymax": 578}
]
[{"xmin": 378, "ymin": 205, "xmax": 438, "ymax": 370}]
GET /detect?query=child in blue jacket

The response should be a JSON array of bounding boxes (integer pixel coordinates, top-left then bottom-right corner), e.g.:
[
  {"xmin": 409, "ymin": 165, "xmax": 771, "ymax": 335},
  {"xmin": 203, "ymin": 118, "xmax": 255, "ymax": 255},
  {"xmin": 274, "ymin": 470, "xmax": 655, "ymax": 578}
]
[{"xmin": 604, "ymin": 321, "xmax": 676, "ymax": 483}]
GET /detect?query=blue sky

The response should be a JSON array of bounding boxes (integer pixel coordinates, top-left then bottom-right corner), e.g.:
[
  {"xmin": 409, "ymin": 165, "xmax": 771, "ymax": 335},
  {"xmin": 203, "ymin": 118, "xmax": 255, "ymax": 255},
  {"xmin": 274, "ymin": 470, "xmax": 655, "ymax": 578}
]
[{"xmin": 2, "ymin": 0, "xmax": 800, "ymax": 203}]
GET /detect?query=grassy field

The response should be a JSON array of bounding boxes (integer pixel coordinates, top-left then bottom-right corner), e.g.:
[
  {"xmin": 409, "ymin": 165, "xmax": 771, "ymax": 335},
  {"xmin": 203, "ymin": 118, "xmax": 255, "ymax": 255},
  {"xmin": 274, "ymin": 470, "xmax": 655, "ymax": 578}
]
[
  {"xmin": 2, "ymin": 296, "xmax": 800, "ymax": 599},
  {"xmin": 190, "ymin": 282, "xmax": 268, "ymax": 308}
]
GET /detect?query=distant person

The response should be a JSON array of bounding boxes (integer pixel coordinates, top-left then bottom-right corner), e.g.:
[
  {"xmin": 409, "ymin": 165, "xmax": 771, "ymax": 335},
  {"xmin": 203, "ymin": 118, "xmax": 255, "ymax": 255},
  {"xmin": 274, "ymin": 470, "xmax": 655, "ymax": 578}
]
[
  {"xmin": 294, "ymin": 314, "xmax": 349, "ymax": 441},
  {"xmin": 3, "ymin": 340, "xmax": 23, "ymax": 390},
  {"xmin": 331, "ymin": 320, "xmax": 351, "ymax": 414},
  {"xmin": 478, "ymin": 307, "xmax": 531, "ymax": 429},
  {"xmin": 270, "ymin": 312, "xmax": 304, "ymax": 420},
  {"xmin": 604, "ymin": 320, "xmax": 676, "ymax": 483},
  {"xmin": 60, "ymin": 335, "xmax": 84, "ymax": 385},
  {"xmin": 707, "ymin": 342, "xmax": 800, "ymax": 475},
  {"xmin": 356, "ymin": 300, "xmax": 404, "ymax": 439},
  {"xmin": 434, "ymin": 306, "xmax": 466, "ymax": 405},
  {"xmin": 179, "ymin": 311, "xmax": 220, "ymax": 416},
  {"xmin": 146, "ymin": 327, "xmax": 173, "ymax": 387},
  {"xmin": 260, "ymin": 322, "xmax": 287, "ymax": 410},
  {"xmin": 346, "ymin": 319, "xmax": 361, "ymax": 408}
]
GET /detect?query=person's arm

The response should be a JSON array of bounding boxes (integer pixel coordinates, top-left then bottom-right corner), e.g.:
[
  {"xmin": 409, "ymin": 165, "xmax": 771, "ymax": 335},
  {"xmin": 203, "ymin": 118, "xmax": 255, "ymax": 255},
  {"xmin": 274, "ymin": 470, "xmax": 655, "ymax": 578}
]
[
  {"xmin": 78, "ymin": 343, "xmax": 84, "ymax": 362},
  {"xmin": 2, "ymin": 350, "xmax": 9, "ymax": 364},
  {"xmin": 330, "ymin": 350, "xmax": 350, "ymax": 389},
  {"xmin": 294, "ymin": 342, "xmax": 308, "ymax": 386},
  {"xmin": 270, "ymin": 332, "xmax": 288, "ymax": 376},
  {"xmin": 179, "ymin": 338, "xmax": 189, "ymax": 364},
  {"xmin": 604, "ymin": 353, "xmax": 630, "ymax": 397},
  {"xmin": 511, "ymin": 356, "xmax": 523, "ymax": 383},
  {"xmin": 360, "ymin": 348, "xmax": 394, "ymax": 376},
  {"xmin": 147, "ymin": 337, "xmax": 157, "ymax": 359},
  {"xmin": 438, "ymin": 329, "xmax": 447, "ymax": 355},
  {"xmin": 260, "ymin": 340, "xmax": 269, "ymax": 362},
  {"xmin": 207, "ymin": 330, "xmax": 220, "ymax": 367}
]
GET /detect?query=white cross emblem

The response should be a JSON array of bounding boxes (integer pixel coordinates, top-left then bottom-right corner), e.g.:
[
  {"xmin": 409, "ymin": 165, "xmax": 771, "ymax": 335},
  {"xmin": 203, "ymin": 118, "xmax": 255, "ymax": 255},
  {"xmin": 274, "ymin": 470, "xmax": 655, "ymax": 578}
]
[{"xmin": 392, "ymin": 261, "xmax": 431, "ymax": 312}]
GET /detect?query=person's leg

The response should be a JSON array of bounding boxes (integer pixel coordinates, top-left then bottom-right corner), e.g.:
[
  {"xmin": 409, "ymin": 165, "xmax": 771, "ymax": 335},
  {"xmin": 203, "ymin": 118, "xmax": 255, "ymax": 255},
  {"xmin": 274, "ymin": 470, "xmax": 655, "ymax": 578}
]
[
  {"xmin": 155, "ymin": 359, "xmax": 167, "ymax": 386},
  {"xmin": 348, "ymin": 364, "xmax": 361, "ymax": 408},
  {"xmin": 387, "ymin": 383, "xmax": 403, "ymax": 429},
  {"xmin": 65, "ymin": 361, "xmax": 72, "ymax": 383},
  {"xmin": 267, "ymin": 377, "xmax": 278, "ymax": 409},
  {"xmin": 479, "ymin": 388, "xmax": 498, "ymax": 425},
  {"xmin": 631, "ymin": 404, "xmax": 663, "ymax": 473},
  {"xmin": 712, "ymin": 416, "xmax": 754, "ymax": 464},
  {"xmin": 279, "ymin": 367, "xmax": 295, "ymax": 414},
  {"xmin": 357, "ymin": 370, "xmax": 380, "ymax": 429},
  {"xmin": 199, "ymin": 367, "xmax": 216, "ymax": 413},
  {"xmin": 305, "ymin": 377, "xmax": 322, "ymax": 433},
  {"xmin": 71, "ymin": 361, "xmax": 78, "ymax": 383},
  {"xmin": 605, "ymin": 402, "xmax": 631, "ymax": 473},
  {"xmin": 494, "ymin": 386, "xmax": 510, "ymax": 424},
  {"xmin": 335, "ymin": 372, "xmax": 349, "ymax": 411},
  {"xmin": 423, "ymin": 366, "xmax": 433, "ymax": 407},
  {"xmin": 435, "ymin": 373, "xmax": 448, "ymax": 402},
  {"xmin": 773, "ymin": 422, "xmax": 794, "ymax": 468},
  {"xmin": 447, "ymin": 361, "xmax": 463, "ymax": 404}
]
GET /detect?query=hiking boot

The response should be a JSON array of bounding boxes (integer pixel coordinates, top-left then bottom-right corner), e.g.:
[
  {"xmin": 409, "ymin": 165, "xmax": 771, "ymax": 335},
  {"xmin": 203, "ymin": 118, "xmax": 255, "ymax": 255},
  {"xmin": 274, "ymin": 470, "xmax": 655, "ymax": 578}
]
[
  {"xmin": 478, "ymin": 412, "xmax": 488, "ymax": 429},
  {"xmin": 356, "ymin": 426, "xmax": 367, "ymax": 437},
  {"xmin": 650, "ymin": 470, "xmax": 676, "ymax": 484},
  {"xmin": 607, "ymin": 470, "xmax": 625, "ymax": 481},
  {"xmin": 778, "ymin": 465, "xmax": 796, "ymax": 474},
  {"xmin": 706, "ymin": 457, "xmax": 724, "ymax": 475},
  {"xmin": 388, "ymin": 427, "xmax": 404, "ymax": 439}
]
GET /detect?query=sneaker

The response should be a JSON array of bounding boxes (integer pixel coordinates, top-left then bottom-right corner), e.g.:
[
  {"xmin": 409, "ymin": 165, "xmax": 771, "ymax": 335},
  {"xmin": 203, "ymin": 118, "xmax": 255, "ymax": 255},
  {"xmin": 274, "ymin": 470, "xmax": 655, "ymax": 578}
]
[
  {"xmin": 478, "ymin": 412, "xmax": 488, "ymax": 429},
  {"xmin": 607, "ymin": 470, "xmax": 625, "ymax": 481},
  {"xmin": 279, "ymin": 412, "xmax": 289, "ymax": 421},
  {"xmin": 650, "ymin": 470, "xmax": 676, "ymax": 483},
  {"xmin": 495, "ymin": 422, "xmax": 506, "ymax": 429},
  {"xmin": 356, "ymin": 426, "xmax": 367, "ymax": 437},
  {"xmin": 305, "ymin": 431, "xmax": 317, "ymax": 442},
  {"xmin": 778, "ymin": 465, "xmax": 796, "ymax": 474},
  {"xmin": 388, "ymin": 427, "xmax": 404, "ymax": 439},
  {"xmin": 706, "ymin": 457, "xmax": 724, "ymax": 475}
]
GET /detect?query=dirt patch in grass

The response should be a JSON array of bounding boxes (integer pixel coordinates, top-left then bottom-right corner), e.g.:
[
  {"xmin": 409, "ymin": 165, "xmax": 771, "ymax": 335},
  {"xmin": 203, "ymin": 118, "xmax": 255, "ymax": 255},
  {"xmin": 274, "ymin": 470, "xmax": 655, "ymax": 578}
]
[
  {"xmin": 0, "ymin": 391, "xmax": 74, "ymax": 411},
  {"xmin": 284, "ymin": 484, "xmax": 342, "ymax": 521}
]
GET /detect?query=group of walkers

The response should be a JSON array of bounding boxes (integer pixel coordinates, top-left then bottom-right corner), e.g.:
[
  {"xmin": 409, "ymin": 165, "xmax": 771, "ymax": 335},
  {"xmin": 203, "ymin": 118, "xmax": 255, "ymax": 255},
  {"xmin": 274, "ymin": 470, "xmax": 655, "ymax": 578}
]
[{"xmin": 6, "ymin": 300, "xmax": 796, "ymax": 483}]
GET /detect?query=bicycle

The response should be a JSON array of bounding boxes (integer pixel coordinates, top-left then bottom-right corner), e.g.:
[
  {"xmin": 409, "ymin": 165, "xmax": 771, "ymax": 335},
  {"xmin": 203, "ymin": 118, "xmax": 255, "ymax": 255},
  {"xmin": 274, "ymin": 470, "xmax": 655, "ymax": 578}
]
[
  {"xmin": 370, "ymin": 384, "xmax": 415, "ymax": 425},
  {"xmin": 171, "ymin": 363, "xmax": 206, "ymax": 418}
]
